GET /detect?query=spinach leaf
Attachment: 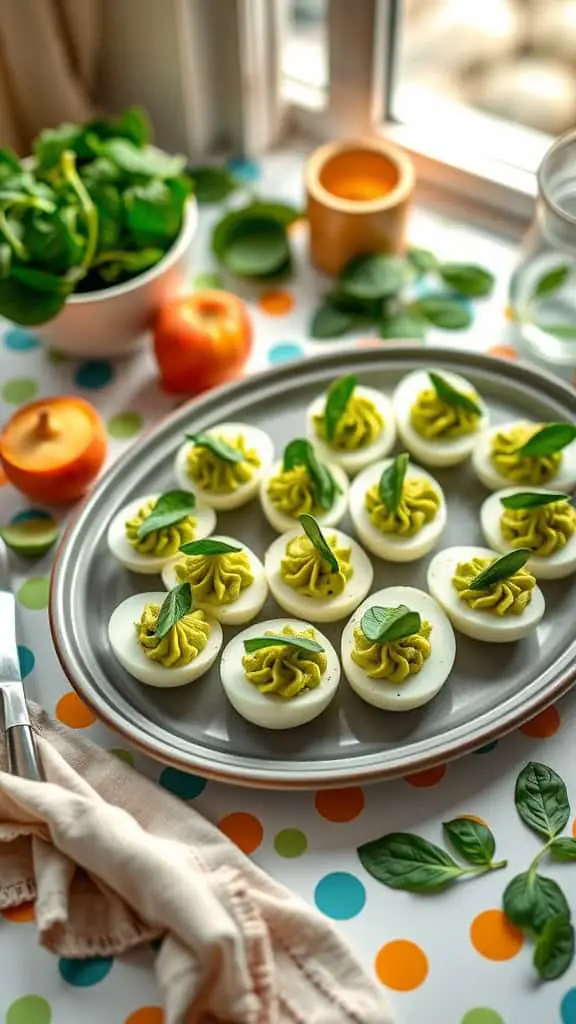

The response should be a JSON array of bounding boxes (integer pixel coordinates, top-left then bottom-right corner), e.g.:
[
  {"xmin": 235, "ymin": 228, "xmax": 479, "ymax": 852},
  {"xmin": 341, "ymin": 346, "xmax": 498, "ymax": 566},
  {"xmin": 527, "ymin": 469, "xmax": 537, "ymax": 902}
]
[
  {"xmin": 188, "ymin": 165, "xmax": 239, "ymax": 203},
  {"xmin": 340, "ymin": 253, "xmax": 406, "ymax": 301},
  {"xmin": 124, "ymin": 178, "xmax": 190, "ymax": 245},
  {"xmin": 412, "ymin": 295, "xmax": 472, "ymax": 330},
  {"xmin": 310, "ymin": 300, "xmax": 362, "ymax": 339},
  {"xmin": 379, "ymin": 310, "xmax": 427, "ymax": 340},
  {"xmin": 407, "ymin": 247, "xmax": 438, "ymax": 275},
  {"xmin": 0, "ymin": 276, "xmax": 68, "ymax": 325},
  {"xmin": 94, "ymin": 137, "xmax": 186, "ymax": 179},
  {"xmin": 438, "ymin": 262, "xmax": 495, "ymax": 297}
]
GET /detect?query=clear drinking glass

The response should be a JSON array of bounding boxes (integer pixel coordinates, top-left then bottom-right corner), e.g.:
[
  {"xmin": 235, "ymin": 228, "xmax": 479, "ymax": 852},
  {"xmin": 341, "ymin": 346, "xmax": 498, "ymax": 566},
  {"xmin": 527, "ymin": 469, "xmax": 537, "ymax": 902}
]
[{"xmin": 509, "ymin": 128, "xmax": 576, "ymax": 366}]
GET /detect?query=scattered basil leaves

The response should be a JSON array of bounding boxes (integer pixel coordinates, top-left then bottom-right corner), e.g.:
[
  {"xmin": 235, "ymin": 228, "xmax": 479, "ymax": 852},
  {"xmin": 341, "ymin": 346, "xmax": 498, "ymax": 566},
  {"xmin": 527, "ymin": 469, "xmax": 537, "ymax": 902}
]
[
  {"xmin": 534, "ymin": 916, "xmax": 574, "ymax": 981},
  {"xmin": 137, "ymin": 490, "xmax": 196, "ymax": 540},
  {"xmin": 411, "ymin": 295, "xmax": 472, "ymax": 330},
  {"xmin": 310, "ymin": 300, "xmax": 361, "ymax": 339},
  {"xmin": 515, "ymin": 762, "xmax": 570, "ymax": 841},
  {"xmin": 299, "ymin": 513, "xmax": 339, "ymax": 573},
  {"xmin": 442, "ymin": 818, "xmax": 496, "ymax": 867},
  {"xmin": 469, "ymin": 548, "xmax": 531, "ymax": 590},
  {"xmin": 155, "ymin": 581, "xmax": 193, "ymax": 639},
  {"xmin": 406, "ymin": 247, "xmax": 438, "ymax": 276},
  {"xmin": 324, "ymin": 374, "xmax": 357, "ymax": 442},
  {"xmin": 550, "ymin": 838, "xmax": 576, "ymax": 862},
  {"xmin": 179, "ymin": 538, "xmax": 241, "ymax": 556},
  {"xmin": 339, "ymin": 253, "xmax": 406, "ymax": 301},
  {"xmin": 360, "ymin": 604, "xmax": 421, "ymax": 645},
  {"xmin": 500, "ymin": 491, "xmax": 570, "ymax": 510},
  {"xmin": 428, "ymin": 371, "xmax": 482, "ymax": 416},
  {"xmin": 357, "ymin": 833, "xmax": 465, "ymax": 892},
  {"xmin": 379, "ymin": 310, "xmax": 427, "ymax": 340},
  {"xmin": 188, "ymin": 165, "xmax": 240, "ymax": 203},
  {"xmin": 518, "ymin": 424, "xmax": 576, "ymax": 458},
  {"xmin": 438, "ymin": 262, "xmax": 495, "ymax": 298},
  {"xmin": 243, "ymin": 634, "xmax": 324, "ymax": 655},
  {"xmin": 378, "ymin": 452, "xmax": 409, "ymax": 514},
  {"xmin": 186, "ymin": 432, "xmax": 244, "ymax": 463},
  {"xmin": 283, "ymin": 438, "xmax": 339, "ymax": 511},
  {"xmin": 503, "ymin": 871, "xmax": 569, "ymax": 934},
  {"xmin": 532, "ymin": 265, "xmax": 570, "ymax": 300}
]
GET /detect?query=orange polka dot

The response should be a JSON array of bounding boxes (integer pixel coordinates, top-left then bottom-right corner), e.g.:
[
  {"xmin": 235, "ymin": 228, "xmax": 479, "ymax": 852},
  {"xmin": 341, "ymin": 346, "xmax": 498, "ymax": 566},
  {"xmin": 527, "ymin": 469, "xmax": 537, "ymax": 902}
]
[
  {"xmin": 258, "ymin": 290, "xmax": 295, "ymax": 316},
  {"xmin": 2, "ymin": 901, "xmax": 35, "ymax": 922},
  {"xmin": 375, "ymin": 939, "xmax": 429, "ymax": 991},
  {"xmin": 218, "ymin": 812, "xmax": 263, "ymax": 854},
  {"xmin": 520, "ymin": 705, "xmax": 560, "ymax": 739},
  {"xmin": 315, "ymin": 787, "xmax": 365, "ymax": 823},
  {"xmin": 470, "ymin": 909, "xmax": 524, "ymax": 961},
  {"xmin": 55, "ymin": 691, "xmax": 97, "ymax": 729},
  {"xmin": 125, "ymin": 1009, "xmax": 164, "ymax": 1024},
  {"xmin": 487, "ymin": 345, "xmax": 518, "ymax": 361},
  {"xmin": 404, "ymin": 764, "xmax": 446, "ymax": 788}
]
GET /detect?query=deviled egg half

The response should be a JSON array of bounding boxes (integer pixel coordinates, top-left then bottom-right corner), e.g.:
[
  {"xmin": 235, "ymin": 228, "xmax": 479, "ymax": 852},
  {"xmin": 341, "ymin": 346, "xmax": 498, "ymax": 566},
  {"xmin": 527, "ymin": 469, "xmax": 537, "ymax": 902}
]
[
  {"xmin": 260, "ymin": 438, "xmax": 349, "ymax": 533},
  {"xmin": 427, "ymin": 545, "xmax": 545, "ymax": 642},
  {"xmin": 174, "ymin": 421, "xmax": 274, "ymax": 510},
  {"xmin": 264, "ymin": 515, "xmax": 373, "ymax": 623},
  {"xmin": 220, "ymin": 618, "xmax": 340, "ymax": 729},
  {"xmin": 393, "ymin": 369, "xmax": 489, "ymax": 467},
  {"xmin": 306, "ymin": 373, "xmax": 396, "ymax": 475},
  {"xmin": 108, "ymin": 587, "xmax": 223, "ymax": 687},
  {"xmin": 162, "ymin": 535, "xmax": 268, "ymax": 625},
  {"xmin": 480, "ymin": 487, "xmax": 576, "ymax": 580},
  {"xmin": 341, "ymin": 586, "xmax": 456, "ymax": 711},
  {"xmin": 349, "ymin": 453, "xmax": 447, "ymax": 562},
  {"xmin": 472, "ymin": 419, "xmax": 576, "ymax": 492},
  {"xmin": 107, "ymin": 490, "xmax": 216, "ymax": 574}
]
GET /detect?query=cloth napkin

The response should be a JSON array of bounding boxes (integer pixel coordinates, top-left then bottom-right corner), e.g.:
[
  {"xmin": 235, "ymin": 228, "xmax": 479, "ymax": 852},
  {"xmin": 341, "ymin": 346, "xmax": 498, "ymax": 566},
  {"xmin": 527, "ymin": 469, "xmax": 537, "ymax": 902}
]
[{"xmin": 0, "ymin": 704, "xmax": 394, "ymax": 1024}]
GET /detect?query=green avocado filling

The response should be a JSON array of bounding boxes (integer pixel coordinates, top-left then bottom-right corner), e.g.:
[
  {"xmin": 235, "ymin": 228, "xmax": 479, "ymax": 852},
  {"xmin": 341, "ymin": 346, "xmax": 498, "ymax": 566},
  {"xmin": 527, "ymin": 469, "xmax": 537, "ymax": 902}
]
[
  {"xmin": 365, "ymin": 476, "xmax": 440, "ymax": 536},
  {"xmin": 186, "ymin": 434, "xmax": 261, "ymax": 493},
  {"xmin": 452, "ymin": 556, "xmax": 536, "ymax": 616},
  {"xmin": 501, "ymin": 501, "xmax": 576, "ymax": 557},
  {"xmin": 280, "ymin": 533, "xmax": 352, "ymax": 598},
  {"xmin": 135, "ymin": 604, "xmax": 210, "ymax": 667},
  {"xmin": 175, "ymin": 550, "xmax": 253, "ymax": 606},
  {"xmin": 242, "ymin": 626, "xmax": 327, "ymax": 698},
  {"xmin": 490, "ymin": 425, "xmax": 561, "ymax": 485},
  {"xmin": 314, "ymin": 393, "xmax": 383, "ymax": 451},
  {"xmin": 125, "ymin": 499, "xmax": 196, "ymax": 556},
  {"xmin": 410, "ymin": 387, "xmax": 481, "ymax": 439},
  {"xmin": 267, "ymin": 464, "xmax": 322, "ymax": 518},
  {"xmin": 351, "ymin": 621, "xmax": 432, "ymax": 684}
]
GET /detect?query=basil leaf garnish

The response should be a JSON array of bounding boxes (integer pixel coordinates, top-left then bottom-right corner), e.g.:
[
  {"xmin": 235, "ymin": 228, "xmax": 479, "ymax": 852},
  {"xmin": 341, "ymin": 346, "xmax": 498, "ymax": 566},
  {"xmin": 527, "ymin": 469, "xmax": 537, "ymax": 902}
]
[
  {"xmin": 443, "ymin": 818, "xmax": 496, "ymax": 867},
  {"xmin": 179, "ymin": 538, "xmax": 241, "ymax": 556},
  {"xmin": 243, "ymin": 634, "xmax": 324, "ymax": 655},
  {"xmin": 137, "ymin": 490, "xmax": 196, "ymax": 540},
  {"xmin": 324, "ymin": 374, "xmax": 357, "ymax": 442},
  {"xmin": 428, "ymin": 371, "xmax": 482, "ymax": 416},
  {"xmin": 503, "ymin": 871, "xmax": 569, "ymax": 933},
  {"xmin": 518, "ymin": 423, "xmax": 576, "ymax": 458},
  {"xmin": 533, "ymin": 915, "xmax": 574, "ymax": 981},
  {"xmin": 500, "ymin": 491, "xmax": 569, "ymax": 510},
  {"xmin": 299, "ymin": 513, "xmax": 338, "ymax": 573},
  {"xmin": 360, "ymin": 604, "xmax": 421, "ymax": 644},
  {"xmin": 549, "ymin": 838, "xmax": 576, "ymax": 862},
  {"xmin": 357, "ymin": 832, "xmax": 465, "ymax": 892},
  {"xmin": 378, "ymin": 453, "xmax": 409, "ymax": 514},
  {"xmin": 155, "ymin": 581, "xmax": 193, "ymax": 639},
  {"xmin": 282, "ymin": 438, "xmax": 340, "ymax": 511},
  {"xmin": 186, "ymin": 432, "xmax": 244, "ymax": 463},
  {"xmin": 469, "ymin": 548, "xmax": 531, "ymax": 590},
  {"xmin": 514, "ymin": 761, "xmax": 570, "ymax": 841}
]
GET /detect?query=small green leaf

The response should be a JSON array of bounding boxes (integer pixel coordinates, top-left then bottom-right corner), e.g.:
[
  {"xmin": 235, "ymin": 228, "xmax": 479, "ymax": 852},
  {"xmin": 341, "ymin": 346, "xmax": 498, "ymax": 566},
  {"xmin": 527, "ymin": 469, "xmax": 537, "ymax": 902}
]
[
  {"xmin": 442, "ymin": 818, "xmax": 496, "ymax": 866},
  {"xmin": 137, "ymin": 490, "xmax": 196, "ymax": 540},
  {"xmin": 500, "ymin": 491, "xmax": 570, "ymax": 510},
  {"xmin": 179, "ymin": 538, "xmax": 241, "ymax": 556},
  {"xmin": 406, "ymin": 247, "xmax": 438, "ymax": 276},
  {"xmin": 438, "ymin": 262, "xmax": 495, "ymax": 298},
  {"xmin": 532, "ymin": 265, "xmax": 570, "ymax": 300},
  {"xmin": 378, "ymin": 452, "xmax": 409, "ymax": 514},
  {"xmin": 518, "ymin": 423, "xmax": 576, "ymax": 458},
  {"xmin": 515, "ymin": 762, "xmax": 570, "ymax": 841},
  {"xmin": 357, "ymin": 832, "xmax": 464, "ymax": 892},
  {"xmin": 155, "ymin": 582, "xmax": 193, "ymax": 639},
  {"xmin": 188, "ymin": 164, "xmax": 240, "ymax": 203},
  {"xmin": 360, "ymin": 605, "xmax": 422, "ymax": 645},
  {"xmin": 324, "ymin": 374, "xmax": 357, "ymax": 441},
  {"xmin": 550, "ymin": 838, "xmax": 576, "ymax": 862},
  {"xmin": 503, "ymin": 871, "xmax": 569, "ymax": 933},
  {"xmin": 299, "ymin": 513, "xmax": 339, "ymax": 573},
  {"xmin": 339, "ymin": 253, "xmax": 406, "ymax": 301},
  {"xmin": 282, "ymin": 438, "xmax": 339, "ymax": 511},
  {"xmin": 428, "ymin": 371, "xmax": 482, "ymax": 416},
  {"xmin": 534, "ymin": 915, "xmax": 574, "ymax": 981},
  {"xmin": 469, "ymin": 548, "xmax": 531, "ymax": 590},
  {"xmin": 412, "ymin": 296, "xmax": 471, "ymax": 330},
  {"xmin": 186, "ymin": 432, "xmax": 244, "ymax": 463},
  {"xmin": 379, "ymin": 311, "xmax": 427, "ymax": 340},
  {"xmin": 310, "ymin": 301, "xmax": 360, "ymax": 339},
  {"xmin": 243, "ymin": 634, "xmax": 324, "ymax": 655}
]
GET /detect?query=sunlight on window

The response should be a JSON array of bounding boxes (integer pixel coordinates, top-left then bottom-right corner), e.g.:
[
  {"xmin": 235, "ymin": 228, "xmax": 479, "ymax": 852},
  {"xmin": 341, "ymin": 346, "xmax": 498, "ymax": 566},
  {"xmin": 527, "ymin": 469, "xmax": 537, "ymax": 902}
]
[{"xmin": 281, "ymin": 0, "xmax": 328, "ymax": 100}]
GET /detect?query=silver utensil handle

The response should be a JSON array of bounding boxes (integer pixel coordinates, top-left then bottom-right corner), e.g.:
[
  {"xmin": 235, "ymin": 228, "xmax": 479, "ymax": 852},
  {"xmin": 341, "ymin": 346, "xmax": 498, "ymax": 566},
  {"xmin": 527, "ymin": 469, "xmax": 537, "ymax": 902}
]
[{"xmin": 6, "ymin": 725, "xmax": 43, "ymax": 781}]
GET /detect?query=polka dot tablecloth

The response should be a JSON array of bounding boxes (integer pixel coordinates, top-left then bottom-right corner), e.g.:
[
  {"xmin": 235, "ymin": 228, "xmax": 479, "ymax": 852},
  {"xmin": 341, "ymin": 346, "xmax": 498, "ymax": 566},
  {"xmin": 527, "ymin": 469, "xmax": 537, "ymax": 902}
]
[{"xmin": 0, "ymin": 150, "xmax": 575, "ymax": 1024}]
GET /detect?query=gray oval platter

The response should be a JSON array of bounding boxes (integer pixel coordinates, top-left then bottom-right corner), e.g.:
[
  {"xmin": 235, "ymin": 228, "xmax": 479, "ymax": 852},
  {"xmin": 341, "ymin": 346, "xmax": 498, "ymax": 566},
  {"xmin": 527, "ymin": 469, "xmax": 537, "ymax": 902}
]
[{"xmin": 50, "ymin": 346, "xmax": 576, "ymax": 788}]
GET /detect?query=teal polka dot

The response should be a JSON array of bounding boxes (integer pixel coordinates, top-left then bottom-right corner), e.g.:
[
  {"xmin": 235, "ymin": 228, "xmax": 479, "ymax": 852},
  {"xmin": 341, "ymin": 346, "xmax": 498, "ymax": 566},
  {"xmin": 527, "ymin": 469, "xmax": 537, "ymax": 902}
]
[
  {"xmin": 18, "ymin": 645, "xmax": 35, "ymax": 678},
  {"xmin": 562, "ymin": 989, "xmax": 576, "ymax": 1023},
  {"xmin": 228, "ymin": 157, "xmax": 260, "ymax": 182},
  {"xmin": 314, "ymin": 872, "xmax": 366, "ymax": 920},
  {"xmin": 74, "ymin": 360, "xmax": 114, "ymax": 390},
  {"xmin": 159, "ymin": 767, "xmax": 206, "ymax": 799},
  {"xmin": 2, "ymin": 378, "xmax": 39, "ymax": 404},
  {"xmin": 11, "ymin": 508, "xmax": 52, "ymax": 524},
  {"xmin": 4, "ymin": 328, "xmax": 40, "ymax": 352},
  {"xmin": 475, "ymin": 741, "xmax": 499, "ymax": 755},
  {"xmin": 58, "ymin": 956, "xmax": 114, "ymax": 986},
  {"xmin": 268, "ymin": 342, "xmax": 304, "ymax": 365},
  {"xmin": 6, "ymin": 994, "xmax": 51, "ymax": 1024}
]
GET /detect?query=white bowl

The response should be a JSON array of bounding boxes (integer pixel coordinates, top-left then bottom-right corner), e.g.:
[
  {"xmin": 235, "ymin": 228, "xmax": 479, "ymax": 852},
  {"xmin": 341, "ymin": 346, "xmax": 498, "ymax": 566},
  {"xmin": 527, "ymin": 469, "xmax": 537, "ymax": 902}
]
[{"xmin": 31, "ymin": 198, "xmax": 198, "ymax": 359}]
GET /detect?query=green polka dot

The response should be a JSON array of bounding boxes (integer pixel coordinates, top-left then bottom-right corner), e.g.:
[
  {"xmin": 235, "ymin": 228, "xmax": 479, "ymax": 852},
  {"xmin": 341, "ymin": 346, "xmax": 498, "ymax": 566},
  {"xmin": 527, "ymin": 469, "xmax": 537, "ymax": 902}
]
[
  {"xmin": 460, "ymin": 1010, "xmax": 505, "ymax": 1024},
  {"xmin": 17, "ymin": 576, "xmax": 50, "ymax": 610},
  {"xmin": 45, "ymin": 349, "xmax": 68, "ymax": 365},
  {"xmin": 6, "ymin": 994, "xmax": 52, "ymax": 1024},
  {"xmin": 107, "ymin": 411, "xmax": 143, "ymax": 439},
  {"xmin": 193, "ymin": 271, "xmax": 223, "ymax": 290},
  {"xmin": 110, "ymin": 748, "xmax": 134, "ymax": 766},
  {"xmin": 2, "ymin": 378, "xmax": 39, "ymax": 404},
  {"xmin": 274, "ymin": 828, "xmax": 307, "ymax": 858}
]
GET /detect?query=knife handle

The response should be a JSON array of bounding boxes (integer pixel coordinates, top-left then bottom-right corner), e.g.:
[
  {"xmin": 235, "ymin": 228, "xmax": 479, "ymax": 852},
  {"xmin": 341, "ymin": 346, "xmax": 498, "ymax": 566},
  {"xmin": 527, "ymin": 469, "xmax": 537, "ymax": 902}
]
[{"xmin": 7, "ymin": 725, "xmax": 44, "ymax": 781}]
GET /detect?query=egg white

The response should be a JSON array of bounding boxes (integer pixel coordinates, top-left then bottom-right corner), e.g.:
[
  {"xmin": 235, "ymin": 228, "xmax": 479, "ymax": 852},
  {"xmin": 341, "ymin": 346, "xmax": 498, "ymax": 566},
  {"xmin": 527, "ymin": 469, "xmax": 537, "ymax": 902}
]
[
  {"xmin": 264, "ymin": 527, "xmax": 373, "ymax": 623},
  {"xmin": 219, "ymin": 618, "xmax": 340, "ymax": 729},
  {"xmin": 161, "ymin": 536, "xmax": 269, "ymax": 624},
  {"xmin": 349, "ymin": 459, "xmax": 447, "ymax": 562},
  {"xmin": 472, "ymin": 419, "xmax": 576, "ymax": 492},
  {"xmin": 392, "ymin": 369, "xmax": 489, "ymax": 467},
  {"xmin": 107, "ymin": 494, "xmax": 217, "ymax": 575},
  {"xmin": 260, "ymin": 459, "xmax": 349, "ymax": 533},
  {"xmin": 427, "ymin": 544, "xmax": 545, "ymax": 642},
  {"xmin": 108, "ymin": 592, "xmax": 223, "ymax": 687},
  {"xmin": 480, "ymin": 487, "xmax": 576, "ymax": 580},
  {"xmin": 341, "ymin": 585, "xmax": 456, "ymax": 711},
  {"xmin": 305, "ymin": 385, "xmax": 396, "ymax": 476},
  {"xmin": 174, "ymin": 422, "xmax": 274, "ymax": 510}
]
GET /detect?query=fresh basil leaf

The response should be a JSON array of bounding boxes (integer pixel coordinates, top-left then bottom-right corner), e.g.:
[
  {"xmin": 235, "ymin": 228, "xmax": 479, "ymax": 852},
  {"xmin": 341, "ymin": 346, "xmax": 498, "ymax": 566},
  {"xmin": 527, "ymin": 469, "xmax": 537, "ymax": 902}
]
[
  {"xmin": 86, "ymin": 106, "xmax": 151, "ymax": 147},
  {"xmin": 360, "ymin": 605, "xmax": 421, "ymax": 645},
  {"xmin": 324, "ymin": 374, "xmax": 357, "ymax": 442},
  {"xmin": 412, "ymin": 296, "xmax": 471, "ymax": 330},
  {"xmin": 380, "ymin": 310, "xmax": 427, "ymax": 340},
  {"xmin": 243, "ymin": 634, "xmax": 324, "ymax": 655},
  {"xmin": 186, "ymin": 433, "xmax": 244, "ymax": 463},
  {"xmin": 33, "ymin": 123, "xmax": 88, "ymax": 170},
  {"xmin": 155, "ymin": 581, "xmax": 193, "ymax": 639},
  {"xmin": 137, "ymin": 490, "xmax": 196, "ymax": 540},
  {"xmin": 438, "ymin": 262, "xmax": 495, "ymax": 298},
  {"xmin": 93, "ymin": 138, "xmax": 186, "ymax": 179},
  {"xmin": 515, "ymin": 762, "xmax": 570, "ymax": 840},
  {"xmin": 406, "ymin": 247, "xmax": 438, "ymax": 276},
  {"xmin": 500, "ymin": 490, "xmax": 570, "ymax": 510},
  {"xmin": 339, "ymin": 253, "xmax": 406, "ymax": 301},
  {"xmin": 532, "ymin": 265, "xmax": 570, "ymax": 300},
  {"xmin": 550, "ymin": 838, "xmax": 576, "ymax": 862},
  {"xmin": 179, "ymin": 538, "xmax": 241, "ymax": 556},
  {"xmin": 357, "ymin": 832, "xmax": 464, "ymax": 892},
  {"xmin": 310, "ymin": 300, "xmax": 361, "ymax": 339},
  {"xmin": 443, "ymin": 818, "xmax": 496, "ymax": 866},
  {"xmin": 282, "ymin": 439, "xmax": 339, "ymax": 511},
  {"xmin": 378, "ymin": 452, "xmax": 409, "ymax": 514},
  {"xmin": 188, "ymin": 165, "xmax": 239, "ymax": 203},
  {"xmin": 518, "ymin": 423, "xmax": 576, "ymax": 458},
  {"xmin": 428, "ymin": 371, "xmax": 482, "ymax": 416},
  {"xmin": 299, "ymin": 513, "xmax": 339, "ymax": 573},
  {"xmin": 469, "ymin": 548, "xmax": 531, "ymax": 590},
  {"xmin": 534, "ymin": 915, "xmax": 574, "ymax": 981},
  {"xmin": 503, "ymin": 871, "xmax": 570, "ymax": 933},
  {"xmin": 96, "ymin": 247, "xmax": 165, "ymax": 284},
  {"xmin": 124, "ymin": 178, "xmax": 189, "ymax": 245}
]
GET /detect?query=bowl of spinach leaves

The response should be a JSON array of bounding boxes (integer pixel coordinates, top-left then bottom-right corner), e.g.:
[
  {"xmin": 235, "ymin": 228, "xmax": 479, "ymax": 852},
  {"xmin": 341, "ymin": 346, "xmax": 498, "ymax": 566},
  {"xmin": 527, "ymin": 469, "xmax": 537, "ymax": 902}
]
[{"xmin": 0, "ymin": 107, "xmax": 196, "ymax": 358}]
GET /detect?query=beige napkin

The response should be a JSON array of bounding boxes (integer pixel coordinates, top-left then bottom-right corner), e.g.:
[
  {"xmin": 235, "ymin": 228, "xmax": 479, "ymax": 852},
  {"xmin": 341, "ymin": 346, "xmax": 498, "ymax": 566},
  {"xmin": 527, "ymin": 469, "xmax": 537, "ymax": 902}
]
[{"xmin": 0, "ymin": 705, "xmax": 393, "ymax": 1024}]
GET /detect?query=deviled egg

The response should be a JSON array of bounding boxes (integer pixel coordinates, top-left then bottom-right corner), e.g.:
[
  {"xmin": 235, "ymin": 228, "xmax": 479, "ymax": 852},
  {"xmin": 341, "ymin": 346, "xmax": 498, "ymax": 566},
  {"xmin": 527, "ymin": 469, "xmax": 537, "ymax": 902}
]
[
  {"xmin": 260, "ymin": 438, "xmax": 349, "ymax": 533},
  {"xmin": 306, "ymin": 375, "xmax": 396, "ymax": 475},
  {"xmin": 341, "ymin": 586, "xmax": 456, "ymax": 711},
  {"xmin": 349, "ymin": 454, "xmax": 447, "ymax": 562},
  {"xmin": 220, "ymin": 618, "xmax": 340, "ymax": 729},
  {"xmin": 162, "ymin": 535, "xmax": 268, "ymax": 624},
  {"xmin": 392, "ymin": 369, "xmax": 489, "ymax": 467},
  {"xmin": 472, "ymin": 419, "xmax": 576, "ymax": 492},
  {"xmin": 480, "ymin": 487, "xmax": 576, "ymax": 580},
  {"xmin": 108, "ymin": 591, "xmax": 222, "ymax": 687},
  {"xmin": 107, "ymin": 491, "xmax": 216, "ymax": 574},
  {"xmin": 427, "ymin": 545, "xmax": 545, "ymax": 642},
  {"xmin": 174, "ymin": 422, "xmax": 274, "ymax": 510}
]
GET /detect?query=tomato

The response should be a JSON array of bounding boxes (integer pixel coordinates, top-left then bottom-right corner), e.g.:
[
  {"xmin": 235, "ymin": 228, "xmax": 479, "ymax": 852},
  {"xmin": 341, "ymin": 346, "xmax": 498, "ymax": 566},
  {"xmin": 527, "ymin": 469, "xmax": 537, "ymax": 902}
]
[{"xmin": 153, "ymin": 289, "xmax": 253, "ymax": 394}]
